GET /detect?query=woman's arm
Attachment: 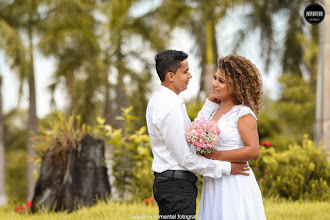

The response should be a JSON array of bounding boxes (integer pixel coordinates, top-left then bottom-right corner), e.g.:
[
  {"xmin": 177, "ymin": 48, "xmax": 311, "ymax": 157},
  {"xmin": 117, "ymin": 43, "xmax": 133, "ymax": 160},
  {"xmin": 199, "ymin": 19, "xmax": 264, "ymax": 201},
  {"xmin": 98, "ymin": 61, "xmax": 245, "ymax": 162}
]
[
  {"xmin": 195, "ymin": 93, "xmax": 220, "ymax": 120},
  {"xmin": 203, "ymin": 114, "xmax": 260, "ymax": 162}
]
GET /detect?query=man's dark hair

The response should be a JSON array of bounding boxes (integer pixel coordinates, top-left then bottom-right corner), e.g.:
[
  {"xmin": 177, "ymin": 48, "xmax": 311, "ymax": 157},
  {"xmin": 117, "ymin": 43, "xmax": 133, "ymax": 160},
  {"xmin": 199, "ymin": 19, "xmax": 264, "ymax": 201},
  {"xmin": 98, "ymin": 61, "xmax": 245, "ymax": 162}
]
[{"xmin": 155, "ymin": 50, "xmax": 188, "ymax": 82}]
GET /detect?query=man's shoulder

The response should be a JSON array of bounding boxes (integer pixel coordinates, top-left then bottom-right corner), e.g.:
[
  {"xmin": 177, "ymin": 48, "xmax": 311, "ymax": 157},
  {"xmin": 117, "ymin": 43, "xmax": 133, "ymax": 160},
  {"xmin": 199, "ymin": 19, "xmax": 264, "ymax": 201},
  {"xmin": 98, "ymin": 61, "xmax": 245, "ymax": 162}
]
[
  {"xmin": 148, "ymin": 93, "xmax": 181, "ymax": 118},
  {"xmin": 148, "ymin": 92, "xmax": 178, "ymax": 109}
]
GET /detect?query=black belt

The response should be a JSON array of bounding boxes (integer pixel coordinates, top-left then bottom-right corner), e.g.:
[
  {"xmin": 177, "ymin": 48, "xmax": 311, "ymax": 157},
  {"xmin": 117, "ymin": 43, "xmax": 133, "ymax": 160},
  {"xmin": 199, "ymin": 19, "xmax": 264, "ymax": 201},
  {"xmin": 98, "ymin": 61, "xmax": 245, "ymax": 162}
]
[{"xmin": 154, "ymin": 170, "xmax": 198, "ymax": 183}]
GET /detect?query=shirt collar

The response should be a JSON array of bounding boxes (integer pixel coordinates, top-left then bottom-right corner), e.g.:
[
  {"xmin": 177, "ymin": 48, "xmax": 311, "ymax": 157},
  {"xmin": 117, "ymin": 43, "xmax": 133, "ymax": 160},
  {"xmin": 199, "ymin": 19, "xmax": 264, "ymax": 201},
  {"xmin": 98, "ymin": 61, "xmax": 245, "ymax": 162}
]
[{"xmin": 158, "ymin": 85, "xmax": 185, "ymax": 105}]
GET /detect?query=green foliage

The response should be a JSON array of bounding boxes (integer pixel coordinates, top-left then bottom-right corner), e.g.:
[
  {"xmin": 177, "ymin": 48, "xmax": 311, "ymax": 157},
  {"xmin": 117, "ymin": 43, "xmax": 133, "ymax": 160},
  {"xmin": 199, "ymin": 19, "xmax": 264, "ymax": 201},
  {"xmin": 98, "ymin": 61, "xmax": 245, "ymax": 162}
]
[
  {"xmin": 4, "ymin": 109, "xmax": 27, "ymax": 152},
  {"xmin": 4, "ymin": 109, "xmax": 27, "ymax": 203},
  {"xmin": 277, "ymin": 74, "xmax": 316, "ymax": 142},
  {"xmin": 38, "ymin": 0, "xmax": 105, "ymax": 125},
  {"xmin": 32, "ymin": 107, "xmax": 153, "ymax": 201},
  {"xmin": 33, "ymin": 112, "xmax": 90, "ymax": 165},
  {"xmin": 256, "ymin": 108, "xmax": 293, "ymax": 151},
  {"xmin": 127, "ymin": 73, "xmax": 152, "ymax": 131},
  {"xmin": 186, "ymin": 100, "xmax": 204, "ymax": 122},
  {"xmin": 258, "ymin": 110, "xmax": 282, "ymax": 140},
  {"xmin": 265, "ymin": 135, "xmax": 293, "ymax": 152},
  {"xmin": 6, "ymin": 151, "xmax": 26, "ymax": 203},
  {"xmin": 250, "ymin": 136, "xmax": 330, "ymax": 201},
  {"xmin": 93, "ymin": 106, "xmax": 153, "ymax": 201}
]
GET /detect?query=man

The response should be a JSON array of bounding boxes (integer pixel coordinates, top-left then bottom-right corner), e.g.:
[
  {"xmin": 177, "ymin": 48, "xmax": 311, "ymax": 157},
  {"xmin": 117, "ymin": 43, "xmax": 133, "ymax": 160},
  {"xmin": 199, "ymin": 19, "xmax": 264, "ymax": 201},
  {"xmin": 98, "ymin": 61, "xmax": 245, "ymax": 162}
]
[{"xmin": 146, "ymin": 50, "xmax": 249, "ymax": 217}]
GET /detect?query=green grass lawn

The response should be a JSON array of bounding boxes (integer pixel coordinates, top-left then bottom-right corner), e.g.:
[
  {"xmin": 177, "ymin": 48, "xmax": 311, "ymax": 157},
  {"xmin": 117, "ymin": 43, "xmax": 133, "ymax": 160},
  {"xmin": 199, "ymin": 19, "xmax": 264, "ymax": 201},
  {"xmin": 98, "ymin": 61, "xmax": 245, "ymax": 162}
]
[{"xmin": 0, "ymin": 198, "xmax": 329, "ymax": 220}]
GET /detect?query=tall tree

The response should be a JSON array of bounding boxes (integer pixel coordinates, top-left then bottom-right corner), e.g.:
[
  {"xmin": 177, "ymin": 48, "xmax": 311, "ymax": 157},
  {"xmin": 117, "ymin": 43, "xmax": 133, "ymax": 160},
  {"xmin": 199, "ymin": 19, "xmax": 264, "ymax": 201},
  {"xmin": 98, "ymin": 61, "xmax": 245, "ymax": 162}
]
[
  {"xmin": 102, "ymin": 0, "xmax": 137, "ymax": 127},
  {"xmin": 101, "ymin": 0, "xmax": 167, "ymax": 127},
  {"xmin": 316, "ymin": 0, "xmax": 330, "ymax": 151},
  {"xmin": 232, "ymin": 0, "xmax": 318, "ymax": 140},
  {"xmin": 39, "ymin": 0, "xmax": 166, "ymax": 128},
  {"xmin": 0, "ymin": 0, "xmax": 29, "ymax": 202},
  {"xmin": 0, "ymin": 1, "xmax": 28, "ymax": 97},
  {"xmin": 0, "ymin": 76, "xmax": 6, "ymax": 205},
  {"xmin": 25, "ymin": 0, "xmax": 40, "ymax": 200},
  {"xmin": 155, "ymin": 0, "xmax": 235, "ymax": 98},
  {"xmin": 1, "ymin": 0, "xmax": 45, "ymax": 199},
  {"xmin": 8, "ymin": 0, "xmax": 45, "ymax": 200},
  {"xmin": 39, "ymin": 0, "xmax": 104, "ymax": 124},
  {"xmin": 238, "ymin": 0, "xmax": 315, "ymax": 76}
]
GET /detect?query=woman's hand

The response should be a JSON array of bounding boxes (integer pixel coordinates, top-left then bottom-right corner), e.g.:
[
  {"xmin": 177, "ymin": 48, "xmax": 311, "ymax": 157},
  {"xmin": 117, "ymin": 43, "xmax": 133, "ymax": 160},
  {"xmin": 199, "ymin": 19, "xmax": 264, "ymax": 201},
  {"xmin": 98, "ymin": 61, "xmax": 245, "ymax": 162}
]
[
  {"xmin": 201, "ymin": 150, "xmax": 221, "ymax": 160},
  {"xmin": 202, "ymin": 115, "xmax": 260, "ymax": 162},
  {"xmin": 207, "ymin": 92, "xmax": 221, "ymax": 104}
]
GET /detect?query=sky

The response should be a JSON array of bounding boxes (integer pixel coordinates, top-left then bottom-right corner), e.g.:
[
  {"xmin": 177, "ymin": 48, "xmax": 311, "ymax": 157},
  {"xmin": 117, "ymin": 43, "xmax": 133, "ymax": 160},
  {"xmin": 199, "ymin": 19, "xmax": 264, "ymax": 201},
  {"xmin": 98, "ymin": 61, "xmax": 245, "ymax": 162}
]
[{"xmin": 2, "ymin": 3, "xmax": 283, "ymax": 118}]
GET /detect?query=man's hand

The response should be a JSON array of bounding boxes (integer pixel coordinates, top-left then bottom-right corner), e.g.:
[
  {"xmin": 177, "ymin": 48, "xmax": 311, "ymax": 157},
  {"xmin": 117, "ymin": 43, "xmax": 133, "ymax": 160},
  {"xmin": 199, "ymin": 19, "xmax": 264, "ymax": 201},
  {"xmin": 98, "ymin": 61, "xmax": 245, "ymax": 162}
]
[
  {"xmin": 230, "ymin": 162, "xmax": 250, "ymax": 175},
  {"xmin": 207, "ymin": 92, "xmax": 221, "ymax": 104}
]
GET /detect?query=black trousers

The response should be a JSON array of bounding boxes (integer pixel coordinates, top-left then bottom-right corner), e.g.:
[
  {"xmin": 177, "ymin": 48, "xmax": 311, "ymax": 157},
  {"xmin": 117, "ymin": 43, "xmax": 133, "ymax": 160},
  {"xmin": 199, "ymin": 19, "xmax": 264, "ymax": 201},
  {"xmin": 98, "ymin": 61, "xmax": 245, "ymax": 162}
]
[{"xmin": 153, "ymin": 172, "xmax": 197, "ymax": 216}]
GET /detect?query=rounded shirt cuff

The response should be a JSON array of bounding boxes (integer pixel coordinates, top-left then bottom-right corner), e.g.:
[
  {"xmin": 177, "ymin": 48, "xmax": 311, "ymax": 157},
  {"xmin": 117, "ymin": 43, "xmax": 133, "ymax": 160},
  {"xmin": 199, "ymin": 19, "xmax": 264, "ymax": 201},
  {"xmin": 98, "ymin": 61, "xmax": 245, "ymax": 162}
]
[
  {"xmin": 219, "ymin": 161, "xmax": 231, "ymax": 176},
  {"xmin": 205, "ymin": 98, "xmax": 220, "ymax": 108}
]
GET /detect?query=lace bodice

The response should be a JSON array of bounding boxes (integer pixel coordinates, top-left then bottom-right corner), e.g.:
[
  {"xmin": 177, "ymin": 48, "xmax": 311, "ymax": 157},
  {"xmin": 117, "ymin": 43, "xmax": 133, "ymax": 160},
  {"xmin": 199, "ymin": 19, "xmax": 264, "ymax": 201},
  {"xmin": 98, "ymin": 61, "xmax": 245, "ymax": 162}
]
[{"xmin": 198, "ymin": 104, "xmax": 257, "ymax": 151}]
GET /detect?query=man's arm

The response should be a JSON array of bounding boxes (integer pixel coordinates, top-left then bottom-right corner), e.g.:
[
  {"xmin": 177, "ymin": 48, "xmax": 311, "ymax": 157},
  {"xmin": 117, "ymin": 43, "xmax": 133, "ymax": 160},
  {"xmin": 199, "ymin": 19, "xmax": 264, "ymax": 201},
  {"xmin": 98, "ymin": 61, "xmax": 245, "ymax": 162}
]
[
  {"xmin": 157, "ymin": 109, "xmax": 249, "ymax": 177},
  {"xmin": 157, "ymin": 108, "xmax": 230, "ymax": 178}
]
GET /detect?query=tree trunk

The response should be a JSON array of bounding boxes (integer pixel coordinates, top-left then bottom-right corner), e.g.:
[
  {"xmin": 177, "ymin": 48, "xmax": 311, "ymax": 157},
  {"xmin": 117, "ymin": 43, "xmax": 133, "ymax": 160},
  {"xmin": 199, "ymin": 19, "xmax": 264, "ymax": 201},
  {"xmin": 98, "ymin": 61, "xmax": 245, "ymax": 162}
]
[
  {"xmin": 319, "ymin": 0, "xmax": 330, "ymax": 151},
  {"xmin": 104, "ymin": 79, "xmax": 113, "ymax": 125},
  {"xmin": 30, "ymin": 148, "xmax": 67, "ymax": 212},
  {"xmin": 115, "ymin": 43, "xmax": 127, "ymax": 128},
  {"xmin": 27, "ymin": 26, "xmax": 38, "ymax": 200},
  {"xmin": 0, "ymin": 76, "xmax": 7, "ymax": 206},
  {"xmin": 61, "ymin": 135, "xmax": 111, "ymax": 212},
  {"xmin": 203, "ymin": 19, "xmax": 217, "ymax": 97},
  {"xmin": 31, "ymin": 134, "xmax": 111, "ymax": 213},
  {"xmin": 115, "ymin": 71, "xmax": 127, "ymax": 121},
  {"xmin": 316, "ymin": 0, "xmax": 330, "ymax": 152}
]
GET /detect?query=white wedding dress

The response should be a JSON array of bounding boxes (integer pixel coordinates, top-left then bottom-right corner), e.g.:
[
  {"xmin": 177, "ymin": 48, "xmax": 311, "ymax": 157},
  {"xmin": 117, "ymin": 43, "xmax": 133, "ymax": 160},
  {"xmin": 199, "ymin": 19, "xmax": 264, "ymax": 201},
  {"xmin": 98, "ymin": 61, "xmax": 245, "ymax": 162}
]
[{"xmin": 198, "ymin": 104, "xmax": 266, "ymax": 220}]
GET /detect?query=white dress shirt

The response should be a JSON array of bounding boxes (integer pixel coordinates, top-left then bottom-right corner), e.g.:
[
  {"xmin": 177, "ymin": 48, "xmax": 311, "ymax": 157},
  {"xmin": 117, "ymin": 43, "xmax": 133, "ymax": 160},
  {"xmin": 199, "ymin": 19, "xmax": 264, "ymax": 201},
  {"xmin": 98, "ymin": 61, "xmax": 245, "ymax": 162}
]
[{"xmin": 146, "ymin": 85, "xmax": 231, "ymax": 178}]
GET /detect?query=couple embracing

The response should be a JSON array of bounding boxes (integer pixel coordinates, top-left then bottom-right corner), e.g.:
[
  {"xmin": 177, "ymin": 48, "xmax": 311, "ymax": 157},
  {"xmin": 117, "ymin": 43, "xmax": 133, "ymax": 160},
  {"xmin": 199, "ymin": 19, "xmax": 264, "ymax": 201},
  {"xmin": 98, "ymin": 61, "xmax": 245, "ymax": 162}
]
[{"xmin": 146, "ymin": 50, "xmax": 266, "ymax": 220}]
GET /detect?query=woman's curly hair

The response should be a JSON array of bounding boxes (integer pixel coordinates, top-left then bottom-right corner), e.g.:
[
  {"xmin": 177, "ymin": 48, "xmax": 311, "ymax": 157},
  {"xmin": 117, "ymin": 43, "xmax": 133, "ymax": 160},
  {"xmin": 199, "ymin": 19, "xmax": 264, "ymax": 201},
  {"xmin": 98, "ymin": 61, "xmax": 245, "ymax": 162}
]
[{"xmin": 218, "ymin": 55, "xmax": 262, "ymax": 115}]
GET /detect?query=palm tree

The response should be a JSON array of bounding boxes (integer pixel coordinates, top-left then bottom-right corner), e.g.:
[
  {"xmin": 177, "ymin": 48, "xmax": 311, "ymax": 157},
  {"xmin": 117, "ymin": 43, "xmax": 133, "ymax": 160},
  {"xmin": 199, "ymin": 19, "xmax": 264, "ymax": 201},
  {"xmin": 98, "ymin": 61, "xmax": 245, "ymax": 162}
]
[
  {"xmin": 250, "ymin": 1, "xmax": 320, "ymax": 140},
  {"xmin": 0, "ymin": 76, "xmax": 7, "ymax": 205},
  {"xmin": 1, "ymin": 0, "xmax": 44, "ymax": 199},
  {"xmin": 38, "ymin": 0, "xmax": 166, "ymax": 128},
  {"xmin": 239, "ymin": 0, "xmax": 319, "ymax": 77},
  {"xmin": 99, "ymin": 0, "xmax": 167, "ymax": 127},
  {"xmin": 0, "ymin": 0, "xmax": 30, "ymax": 203},
  {"xmin": 38, "ymin": 0, "xmax": 104, "ymax": 124},
  {"xmin": 154, "ymin": 0, "xmax": 234, "ymax": 97},
  {"xmin": 25, "ymin": 1, "xmax": 40, "ymax": 200},
  {"xmin": 13, "ymin": 0, "xmax": 43, "ymax": 200}
]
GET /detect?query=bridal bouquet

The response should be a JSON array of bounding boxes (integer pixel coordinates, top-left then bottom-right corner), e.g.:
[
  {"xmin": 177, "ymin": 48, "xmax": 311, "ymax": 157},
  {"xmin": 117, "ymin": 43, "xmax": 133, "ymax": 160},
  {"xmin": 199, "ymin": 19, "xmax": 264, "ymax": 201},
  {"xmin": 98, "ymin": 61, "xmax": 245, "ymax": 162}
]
[{"xmin": 185, "ymin": 117, "xmax": 220, "ymax": 155}]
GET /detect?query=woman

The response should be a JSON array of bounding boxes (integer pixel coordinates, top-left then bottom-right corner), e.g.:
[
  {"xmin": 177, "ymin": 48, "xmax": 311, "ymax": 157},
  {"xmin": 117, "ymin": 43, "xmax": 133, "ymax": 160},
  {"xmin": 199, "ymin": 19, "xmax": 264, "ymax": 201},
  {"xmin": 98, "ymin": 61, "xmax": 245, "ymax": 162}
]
[{"xmin": 197, "ymin": 55, "xmax": 266, "ymax": 220}]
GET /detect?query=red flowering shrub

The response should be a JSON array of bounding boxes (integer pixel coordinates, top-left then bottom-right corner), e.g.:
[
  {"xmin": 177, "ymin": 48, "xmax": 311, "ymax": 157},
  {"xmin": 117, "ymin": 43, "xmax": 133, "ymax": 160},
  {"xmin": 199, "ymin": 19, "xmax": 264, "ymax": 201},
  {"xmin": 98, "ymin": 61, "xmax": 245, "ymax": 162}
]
[
  {"xmin": 15, "ymin": 201, "xmax": 32, "ymax": 214},
  {"xmin": 15, "ymin": 205, "xmax": 24, "ymax": 213},
  {"xmin": 145, "ymin": 197, "xmax": 156, "ymax": 205},
  {"xmin": 261, "ymin": 141, "xmax": 271, "ymax": 147},
  {"xmin": 26, "ymin": 201, "xmax": 32, "ymax": 209}
]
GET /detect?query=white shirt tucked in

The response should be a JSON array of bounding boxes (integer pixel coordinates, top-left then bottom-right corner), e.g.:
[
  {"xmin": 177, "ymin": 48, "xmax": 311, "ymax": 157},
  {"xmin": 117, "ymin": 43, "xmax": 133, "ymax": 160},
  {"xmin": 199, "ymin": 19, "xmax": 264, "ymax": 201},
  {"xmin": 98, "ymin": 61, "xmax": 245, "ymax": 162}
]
[{"xmin": 146, "ymin": 85, "xmax": 231, "ymax": 178}]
